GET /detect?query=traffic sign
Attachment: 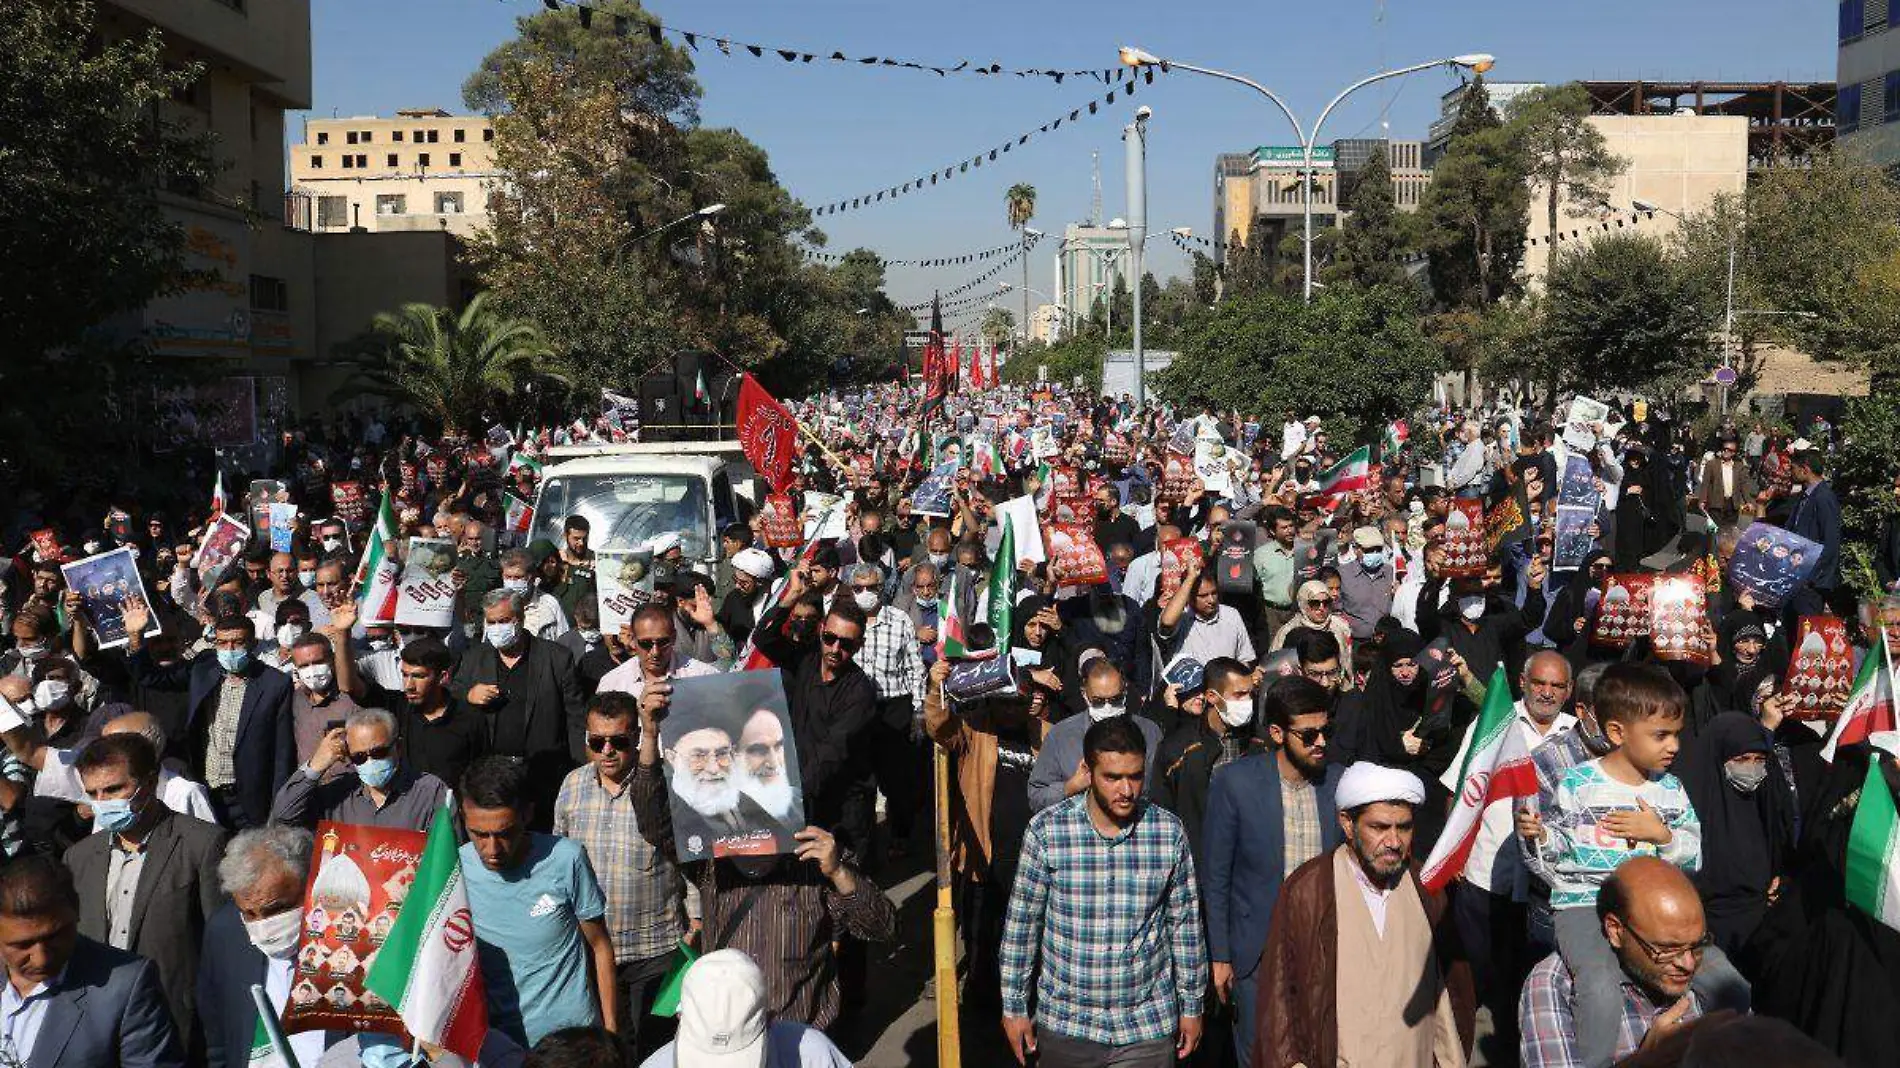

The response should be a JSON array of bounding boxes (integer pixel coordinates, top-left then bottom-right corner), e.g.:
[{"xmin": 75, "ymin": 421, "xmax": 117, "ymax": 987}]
[{"xmin": 1713, "ymin": 366, "xmax": 1738, "ymax": 386}]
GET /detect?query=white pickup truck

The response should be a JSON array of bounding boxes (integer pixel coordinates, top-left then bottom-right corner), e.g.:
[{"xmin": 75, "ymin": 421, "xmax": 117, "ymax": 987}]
[{"xmin": 529, "ymin": 441, "xmax": 762, "ymax": 571}]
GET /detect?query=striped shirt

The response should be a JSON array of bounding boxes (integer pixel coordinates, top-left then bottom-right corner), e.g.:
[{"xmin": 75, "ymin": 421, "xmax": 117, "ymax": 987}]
[
  {"xmin": 1000, "ymin": 795, "xmax": 1207, "ymax": 1046},
  {"xmin": 554, "ymin": 764, "xmax": 684, "ymax": 963},
  {"xmin": 858, "ymin": 609, "xmax": 925, "ymax": 713},
  {"xmin": 1536, "ymin": 759, "xmax": 1701, "ymax": 909}
]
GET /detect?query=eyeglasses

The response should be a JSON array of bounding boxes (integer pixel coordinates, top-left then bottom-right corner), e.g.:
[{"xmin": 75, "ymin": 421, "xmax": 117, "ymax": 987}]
[
  {"xmin": 681, "ymin": 745, "xmax": 734, "ymax": 769},
  {"xmin": 348, "ymin": 744, "xmax": 395, "ymax": 765},
  {"xmin": 1615, "ymin": 919, "xmax": 1712, "ymax": 965},
  {"xmin": 1084, "ymin": 693, "xmax": 1127, "ymax": 709},
  {"xmin": 821, "ymin": 631, "xmax": 862, "ymax": 652},
  {"xmin": 586, "ymin": 733, "xmax": 632, "ymax": 753},
  {"xmin": 635, "ymin": 637, "xmax": 674, "ymax": 652},
  {"xmin": 1285, "ymin": 724, "xmax": 1334, "ymax": 746}
]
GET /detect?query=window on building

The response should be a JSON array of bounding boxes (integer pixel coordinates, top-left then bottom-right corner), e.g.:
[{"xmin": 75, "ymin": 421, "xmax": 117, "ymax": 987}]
[
  {"xmin": 347, "ymin": 131, "xmax": 358, "ymax": 145},
  {"xmin": 377, "ymin": 194, "xmax": 408, "ymax": 216},
  {"xmin": 393, "ymin": 130, "xmax": 404, "ymax": 142},
  {"xmin": 1841, "ymin": 82, "xmax": 1863, "ymax": 132},
  {"xmin": 436, "ymin": 191, "xmax": 465, "ymax": 214},
  {"xmin": 454, "ymin": 128, "xmax": 467, "ymax": 143},
  {"xmin": 360, "ymin": 130, "xmax": 372, "ymax": 143},
  {"xmin": 418, "ymin": 153, "xmax": 431, "ymax": 168},
  {"xmin": 341, "ymin": 155, "xmax": 354, "ymax": 169},
  {"xmin": 483, "ymin": 128, "xmax": 495, "ymax": 142},
  {"xmin": 317, "ymin": 196, "xmax": 348, "ymax": 229},
  {"xmin": 1843, "ymin": 0, "xmax": 1867, "ymax": 42},
  {"xmin": 387, "ymin": 153, "xmax": 399, "ymax": 167},
  {"xmin": 249, "ymin": 275, "xmax": 290, "ymax": 312},
  {"xmin": 355, "ymin": 154, "xmax": 367, "ymax": 168},
  {"xmin": 1887, "ymin": 70, "xmax": 1900, "ymax": 120},
  {"xmin": 449, "ymin": 153, "xmax": 462, "ymax": 168},
  {"xmin": 317, "ymin": 132, "xmax": 328, "ymax": 145},
  {"xmin": 413, "ymin": 129, "xmax": 425, "ymax": 143},
  {"xmin": 310, "ymin": 155, "xmax": 323, "ymax": 169},
  {"xmin": 427, "ymin": 129, "xmax": 440, "ymax": 143}
]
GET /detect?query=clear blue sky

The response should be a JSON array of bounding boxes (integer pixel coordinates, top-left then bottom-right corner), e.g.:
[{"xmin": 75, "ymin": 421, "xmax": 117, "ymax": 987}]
[{"xmin": 303, "ymin": 0, "xmax": 1831, "ymax": 317}]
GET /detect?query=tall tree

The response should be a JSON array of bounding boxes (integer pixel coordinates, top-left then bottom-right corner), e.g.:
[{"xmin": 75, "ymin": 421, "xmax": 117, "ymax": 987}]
[
  {"xmin": 1329, "ymin": 145, "xmax": 1410, "ymax": 288},
  {"xmin": 463, "ymin": 0, "xmax": 699, "ymax": 124},
  {"xmin": 1537, "ymin": 234, "xmax": 1716, "ymax": 396},
  {"xmin": 980, "ymin": 306, "xmax": 1016, "ymax": 348},
  {"xmin": 1190, "ymin": 251, "xmax": 1222, "ymax": 305},
  {"xmin": 334, "ymin": 293, "xmax": 569, "ymax": 435},
  {"xmin": 1, "ymin": 1, "xmax": 215, "ymax": 361},
  {"xmin": 1005, "ymin": 183, "xmax": 1038, "ymax": 330},
  {"xmin": 1507, "ymin": 83, "xmax": 1628, "ymax": 246},
  {"xmin": 1225, "ymin": 225, "xmax": 1274, "ymax": 299}
]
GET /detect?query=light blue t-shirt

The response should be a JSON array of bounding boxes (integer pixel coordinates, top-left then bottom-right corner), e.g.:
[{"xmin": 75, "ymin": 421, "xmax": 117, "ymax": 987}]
[{"xmin": 460, "ymin": 833, "xmax": 608, "ymax": 1046}]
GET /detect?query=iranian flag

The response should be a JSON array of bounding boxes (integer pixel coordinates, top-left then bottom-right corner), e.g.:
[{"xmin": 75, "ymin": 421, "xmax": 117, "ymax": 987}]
[
  {"xmin": 352, "ymin": 491, "xmax": 401, "ymax": 624},
  {"xmin": 1314, "ymin": 445, "xmax": 1374, "ymax": 505},
  {"xmin": 986, "ymin": 517, "xmax": 1017, "ymax": 656},
  {"xmin": 1848, "ymin": 751, "xmax": 1900, "ymax": 932},
  {"xmin": 1422, "ymin": 668, "xmax": 1541, "ymax": 891},
  {"xmin": 939, "ymin": 568, "xmax": 971, "ymax": 659},
  {"xmin": 1384, "ymin": 420, "xmax": 1410, "ymax": 456},
  {"xmin": 210, "ymin": 469, "xmax": 227, "ymax": 517},
  {"xmin": 503, "ymin": 493, "xmax": 535, "ymax": 537},
  {"xmin": 693, "ymin": 367, "xmax": 709, "ymax": 407},
  {"xmin": 1823, "ymin": 638, "xmax": 1897, "ymax": 762},
  {"xmin": 364, "ymin": 804, "xmax": 488, "ymax": 1059},
  {"xmin": 972, "ymin": 437, "xmax": 1000, "ymax": 480},
  {"xmin": 507, "ymin": 452, "xmax": 543, "ymax": 481}
]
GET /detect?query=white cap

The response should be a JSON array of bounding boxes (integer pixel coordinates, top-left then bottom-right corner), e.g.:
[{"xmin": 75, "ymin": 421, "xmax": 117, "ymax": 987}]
[
  {"xmin": 648, "ymin": 531, "xmax": 684, "ymax": 556},
  {"xmin": 732, "ymin": 548, "xmax": 775, "ymax": 581},
  {"xmin": 1335, "ymin": 762, "xmax": 1426, "ymax": 810},
  {"xmin": 676, "ymin": 949, "xmax": 769, "ymax": 1068}
]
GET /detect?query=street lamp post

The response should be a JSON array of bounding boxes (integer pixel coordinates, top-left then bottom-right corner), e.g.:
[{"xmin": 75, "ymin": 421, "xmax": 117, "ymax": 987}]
[
  {"xmin": 633, "ymin": 202, "xmax": 726, "ymax": 243},
  {"xmin": 998, "ymin": 282, "xmax": 1066, "ymax": 343},
  {"xmin": 1126, "ymin": 108, "xmax": 1151, "ymax": 405},
  {"xmin": 1119, "ymin": 48, "xmax": 1493, "ymax": 301}
]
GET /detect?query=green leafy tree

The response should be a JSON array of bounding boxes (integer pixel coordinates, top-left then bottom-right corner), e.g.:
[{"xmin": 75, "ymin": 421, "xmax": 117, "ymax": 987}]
[
  {"xmin": 1, "ymin": 1, "xmax": 216, "ymax": 361},
  {"xmin": 980, "ymin": 306, "xmax": 1016, "ymax": 348},
  {"xmin": 1005, "ymin": 183, "xmax": 1037, "ymax": 330},
  {"xmin": 1506, "ymin": 83, "xmax": 1628, "ymax": 243},
  {"xmin": 1225, "ymin": 225, "xmax": 1275, "ymax": 299},
  {"xmin": 1834, "ymin": 394, "xmax": 1900, "ymax": 540},
  {"xmin": 1191, "ymin": 251, "xmax": 1222, "ymax": 304},
  {"xmin": 1421, "ymin": 78, "xmax": 1529, "ymax": 314},
  {"xmin": 335, "ymin": 293, "xmax": 570, "ymax": 435},
  {"xmin": 1328, "ymin": 145, "xmax": 1410, "ymax": 289},
  {"xmin": 463, "ymin": 0, "xmax": 699, "ymax": 124},
  {"xmin": 999, "ymin": 336, "xmax": 1106, "ymax": 391},
  {"xmin": 1537, "ymin": 234, "xmax": 1717, "ymax": 396}
]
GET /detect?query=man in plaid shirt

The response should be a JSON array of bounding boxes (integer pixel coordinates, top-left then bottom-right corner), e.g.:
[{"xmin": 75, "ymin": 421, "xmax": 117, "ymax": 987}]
[
  {"xmin": 841, "ymin": 563, "xmax": 926, "ymax": 860},
  {"xmin": 1000, "ymin": 715, "xmax": 1207, "ymax": 1068},
  {"xmin": 1519, "ymin": 858, "xmax": 1726, "ymax": 1068}
]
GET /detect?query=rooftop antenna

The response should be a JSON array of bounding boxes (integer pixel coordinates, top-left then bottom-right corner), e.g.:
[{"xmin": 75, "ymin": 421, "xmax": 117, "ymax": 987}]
[{"xmin": 1090, "ymin": 150, "xmax": 1102, "ymax": 227}]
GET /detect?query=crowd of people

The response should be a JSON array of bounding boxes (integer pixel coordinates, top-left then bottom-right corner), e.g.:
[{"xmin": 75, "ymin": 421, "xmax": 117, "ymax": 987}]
[{"xmin": 0, "ymin": 377, "xmax": 1892, "ymax": 1068}]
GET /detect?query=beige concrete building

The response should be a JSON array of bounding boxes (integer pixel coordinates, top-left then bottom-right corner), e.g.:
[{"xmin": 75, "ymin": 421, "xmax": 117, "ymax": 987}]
[
  {"xmin": 1028, "ymin": 303, "xmax": 1064, "ymax": 344},
  {"xmin": 1210, "ymin": 141, "xmax": 1427, "ymax": 264},
  {"xmin": 289, "ymin": 110, "xmax": 498, "ymax": 237},
  {"xmin": 1057, "ymin": 224, "xmax": 1129, "ymax": 332},
  {"xmin": 1522, "ymin": 113, "xmax": 1749, "ymax": 280},
  {"xmin": 95, "ymin": 0, "xmax": 316, "ymax": 392}
]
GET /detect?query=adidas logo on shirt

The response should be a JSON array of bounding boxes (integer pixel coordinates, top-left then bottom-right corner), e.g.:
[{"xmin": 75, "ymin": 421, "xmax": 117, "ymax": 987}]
[{"xmin": 528, "ymin": 893, "xmax": 560, "ymax": 918}]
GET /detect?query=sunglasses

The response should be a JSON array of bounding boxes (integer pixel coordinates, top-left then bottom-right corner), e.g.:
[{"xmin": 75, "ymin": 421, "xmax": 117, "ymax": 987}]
[
  {"xmin": 348, "ymin": 744, "xmax": 395, "ymax": 765},
  {"xmin": 635, "ymin": 637, "xmax": 674, "ymax": 652},
  {"xmin": 586, "ymin": 733, "xmax": 633, "ymax": 753},
  {"xmin": 1305, "ymin": 597, "xmax": 1335, "ymax": 607},
  {"xmin": 821, "ymin": 631, "xmax": 862, "ymax": 652},
  {"xmin": 1285, "ymin": 725, "xmax": 1334, "ymax": 746}
]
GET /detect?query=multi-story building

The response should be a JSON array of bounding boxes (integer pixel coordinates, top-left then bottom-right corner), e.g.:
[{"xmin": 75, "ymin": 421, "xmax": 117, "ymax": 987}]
[
  {"xmin": 1028, "ymin": 304, "xmax": 1064, "ymax": 344},
  {"xmin": 289, "ymin": 109, "xmax": 498, "ymax": 237},
  {"xmin": 1210, "ymin": 141, "xmax": 1428, "ymax": 265},
  {"xmin": 1056, "ymin": 224, "xmax": 1129, "ymax": 331},
  {"xmin": 1839, "ymin": 0, "xmax": 1900, "ymax": 162},
  {"xmin": 94, "ymin": 0, "xmax": 315, "ymax": 388},
  {"xmin": 1425, "ymin": 80, "xmax": 1546, "ymax": 164}
]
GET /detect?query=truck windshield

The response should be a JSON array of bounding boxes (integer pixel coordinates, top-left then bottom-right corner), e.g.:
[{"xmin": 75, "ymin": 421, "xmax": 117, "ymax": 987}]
[{"xmin": 533, "ymin": 474, "xmax": 708, "ymax": 558}]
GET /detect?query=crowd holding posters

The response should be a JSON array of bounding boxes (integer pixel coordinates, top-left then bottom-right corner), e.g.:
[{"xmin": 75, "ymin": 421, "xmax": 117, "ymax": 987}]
[
  {"xmin": 1787, "ymin": 615, "xmax": 1856, "ymax": 720},
  {"xmin": 393, "ymin": 537, "xmax": 457, "ymax": 628},
  {"xmin": 60, "ymin": 546, "xmax": 159, "ymax": 649},
  {"xmin": 1729, "ymin": 522, "xmax": 1824, "ymax": 610},
  {"xmin": 285, "ymin": 823, "xmax": 425, "ymax": 1042},
  {"xmin": 594, "ymin": 548, "xmax": 656, "ymax": 633},
  {"xmin": 659, "ymin": 671, "xmax": 803, "ymax": 863}
]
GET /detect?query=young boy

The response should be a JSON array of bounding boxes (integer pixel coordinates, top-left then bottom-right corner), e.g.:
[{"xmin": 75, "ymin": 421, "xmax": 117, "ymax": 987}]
[{"xmin": 1518, "ymin": 662, "xmax": 1744, "ymax": 1068}]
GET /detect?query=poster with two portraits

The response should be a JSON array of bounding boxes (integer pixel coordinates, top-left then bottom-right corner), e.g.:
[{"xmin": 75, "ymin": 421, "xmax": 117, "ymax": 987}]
[{"xmin": 660, "ymin": 670, "xmax": 805, "ymax": 863}]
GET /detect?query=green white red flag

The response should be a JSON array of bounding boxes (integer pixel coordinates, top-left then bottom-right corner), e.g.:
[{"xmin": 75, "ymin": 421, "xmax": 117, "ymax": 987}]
[
  {"xmin": 507, "ymin": 452, "xmax": 543, "ymax": 481},
  {"xmin": 938, "ymin": 567, "xmax": 971, "ymax": 659},
  {"xmin": 211, "ymin": 469, "xmax": 227, "ymax": 517},
  {"xmin": 1384, "ymin": 420, "xmax": 1409, "ymax": 455},
  {"xmin": 1314, "ymin": 445, "xmax": 1374, "ymax": 506},
  {"xmin": 503, "ymin": 493, "xmax": 535, "ymax": 536},
  {"xmin": 1823, "ymin": 637, "xmax": 1896, "ymax": 762},
  {"xmin": 1846, "ymin": 751, "xmax": 1900, "ymax": 933},
  {"xmin": 364, "ymin": 804, "xmax": 488, "ymax": 1059},
  {"xmin": 1422, "ymin": 668, "xmax": 1540, "ymax": 891},
  {"xmin": 352, "ymin": 490, "xmax": 401, "ymax": 624},
  {"xmin": 986, "ymin": 517, "xmax": 1017, "ymax": 656}
]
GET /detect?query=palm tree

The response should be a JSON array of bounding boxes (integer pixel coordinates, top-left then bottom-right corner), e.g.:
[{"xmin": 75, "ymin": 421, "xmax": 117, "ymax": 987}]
[
  {"xmin": 332, "ymin": 292, "xmax": 567, "ymax": 435},
  {"xmin": 1005, "ymin": 183, "xmax": 1037, "ymax": 342}
]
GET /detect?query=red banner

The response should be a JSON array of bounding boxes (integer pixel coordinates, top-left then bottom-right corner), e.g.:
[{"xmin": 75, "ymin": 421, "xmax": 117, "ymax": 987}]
[
  {"xmin": 736, "ymin": 373, "xmax": 800, "ymax": 492},
  {"xmin": 761, "ymin": 493, "xmax": 803, "ymax": 548}
]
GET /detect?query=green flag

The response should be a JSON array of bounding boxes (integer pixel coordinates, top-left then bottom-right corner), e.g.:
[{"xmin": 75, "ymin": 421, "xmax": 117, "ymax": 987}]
[
  {"xmin": 651, "ymin": 940, "xmax": 701, "ymax": 1017},
  {"xmin": 988, "ymin": 517, "xmax": 1017, "ymax": 654}
]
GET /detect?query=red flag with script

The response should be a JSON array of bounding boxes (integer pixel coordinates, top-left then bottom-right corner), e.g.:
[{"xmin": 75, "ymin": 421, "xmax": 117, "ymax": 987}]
[{"xmin": 736, "ymin": 373, "xmax": 799, "ymax": 492}]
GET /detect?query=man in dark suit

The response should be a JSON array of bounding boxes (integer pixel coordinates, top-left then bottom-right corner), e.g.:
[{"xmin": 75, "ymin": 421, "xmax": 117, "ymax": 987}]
[
  {"xmin": 1200, "ymin": 676, "xmax": 1346, "ymax": 1066},
  {"xmin": 1788, "ymin": 447, "xmax": 1843, "ymax": 615},
  {"xmin": 0, "ymin": 853, "xmax": 182, "ymax": 1068},
  {"xmin": 198, "ymin": 825, "xmax": 349, "ymax": 1068},
  {"xmin": 63, "ymin": 735, "xmax": 227, "ymax": 1060},
  {"xmin": 450, "ymin": 589, "xmax": 584, "ymax": 829},
  {"xmin": 123, "ymin": 603, "xmax": 295, "ymax": 830},
  {"xmin": 1695, "ymin": 437, "xmax": 1757, "ymax": 529}
]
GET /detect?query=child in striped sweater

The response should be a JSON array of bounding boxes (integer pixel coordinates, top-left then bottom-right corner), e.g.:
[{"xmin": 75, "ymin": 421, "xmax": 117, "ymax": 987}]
[{"xmin": 1518, "ymin": 663, "xmax": 1747, "ymax": 1068}]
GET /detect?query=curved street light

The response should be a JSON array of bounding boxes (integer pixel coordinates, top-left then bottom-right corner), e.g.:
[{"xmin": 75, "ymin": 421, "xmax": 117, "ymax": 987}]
[{"xmin": 1118, "ymin": 48, "xmax": 1494, "ymax": 300}]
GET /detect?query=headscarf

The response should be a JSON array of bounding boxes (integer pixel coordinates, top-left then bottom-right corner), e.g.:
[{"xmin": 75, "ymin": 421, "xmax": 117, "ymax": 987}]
[
  {"xmin": 1674, "ymin": 712, "xmax": 1794, "ymax": 952},
  {"xmin": 1334, "ymin": 629, "xmax": 1428, "ymax": 767}
]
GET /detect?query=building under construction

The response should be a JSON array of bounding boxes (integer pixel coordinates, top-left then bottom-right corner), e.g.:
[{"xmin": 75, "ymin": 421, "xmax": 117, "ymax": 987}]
[{"xmin": 1576, "ymin": 80, "xmax": 1837, "ymax": 166}]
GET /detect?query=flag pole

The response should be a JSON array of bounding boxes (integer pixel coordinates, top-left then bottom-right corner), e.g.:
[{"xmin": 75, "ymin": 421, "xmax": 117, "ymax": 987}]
[
  {"xmin": 249, "ymin": 985, "xmax": 304, "ymax": 1068},
  {"xmin": 932, "ymin": 737, "xmax": 963, "ymax": 1068}
]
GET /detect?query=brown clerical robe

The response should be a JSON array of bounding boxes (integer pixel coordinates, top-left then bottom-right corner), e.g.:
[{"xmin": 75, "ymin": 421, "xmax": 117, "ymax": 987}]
[{"xmin": 1252, "ymin": 846, "xmax": 1475, "ymax": 1068}]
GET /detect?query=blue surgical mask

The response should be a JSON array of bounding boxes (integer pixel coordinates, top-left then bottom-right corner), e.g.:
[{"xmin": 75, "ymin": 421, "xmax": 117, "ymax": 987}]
[
  {"xmin": 94, "ymin": 793, "xmax": 142, "ymax": 834},
  {"xmin": 484, "ymin": 621, "xmax": 520, "ymax": 648},
  {"xmin": 502, "ymin": 577, "xmax": 532, "ymax": 594},
  {"xmin": 216, "ymin": 648, "xmax": 251, "ymax": 674},
  {"xmin": 1360, "ymin": 550, "xmax": 1385, "ymax": 570},
  {"xmin": 356, "ymin": 757, "xmax": 398, "ymax": 789}
]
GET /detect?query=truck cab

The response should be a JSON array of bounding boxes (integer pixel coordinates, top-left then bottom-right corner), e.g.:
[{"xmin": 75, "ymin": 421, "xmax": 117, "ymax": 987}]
[{"xmin": 530, "ymin": 442, "xmax": 760, "ymax": 571}]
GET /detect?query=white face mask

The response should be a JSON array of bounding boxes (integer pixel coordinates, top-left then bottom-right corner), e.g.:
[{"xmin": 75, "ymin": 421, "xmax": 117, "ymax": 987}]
[
  {"xmin": 276, "ymin": 623, "xmax": 306, "ymax": 650},
  {"xmin": 244, "ymin": 907, "xmax": 305, "ymax": 959},
  {"xmin": 1457, "ymin": 595, "xmax": 1486, "ymax": 621},
  {"xmin": 32, "ymin": 679, "xmax": 69, "ymax": 710},
  {"xmin": 1724, "ymin": 759, "xmax": 1769, "ymax": 794},
  {"xmin": 1219, "ymin": 697, "xmax": 1254, "ymax": 728},
  {"xmin": 1086, "ymin": 700, "xmax": 1126, "ymax": 723},
  {"xmin": 321, "ymin": 537, "xmax": 344, "ymax": 553},
  {"xmin": 296, "ymin": 664, "xmax": 334, "ymax": 693},
  {"xmin": 502, "ymin": 577, "xmax": 532, "ymax": 594},
  {"xmin": 853, "ymin": 590, "xmax": 881, "ymax": 612}
]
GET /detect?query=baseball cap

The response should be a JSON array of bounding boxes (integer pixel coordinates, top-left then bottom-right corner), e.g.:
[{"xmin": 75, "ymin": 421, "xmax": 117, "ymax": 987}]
[
  {"xmin": 677, "ymin": 950, "xmax": 769, "ymax": 1068},
  {"xmin": 1352, "ymin": 525, "xmax": 1385, "ymax": 551}
]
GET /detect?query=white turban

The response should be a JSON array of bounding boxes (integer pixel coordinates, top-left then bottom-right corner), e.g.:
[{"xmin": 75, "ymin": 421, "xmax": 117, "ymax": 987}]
[
  {"xmin": 647, "ymin": 531, "xmax": 683, "ymax": 555},
  {"xmin": 732, "ymin": 548, "xmax": 775, "ymax": 581},
  {"xmin": 1335, "ymin": 763, "xmax": 1426, "ymax": 811}
]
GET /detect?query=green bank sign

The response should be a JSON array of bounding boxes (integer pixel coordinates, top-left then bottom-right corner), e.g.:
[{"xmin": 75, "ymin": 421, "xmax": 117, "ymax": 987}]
[{"xmin": 1252, "ymin": 146, "xmax": 1335, "ymax": 168}]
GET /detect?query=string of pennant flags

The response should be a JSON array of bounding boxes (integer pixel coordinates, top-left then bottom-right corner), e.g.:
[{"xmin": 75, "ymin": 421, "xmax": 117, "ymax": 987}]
[
  {"xmin": 1167, "ymin": 209, "xmax": 1662, "ymax": 266},
  {"xmin": 801, "ymin": 231, "xmax": 1043, "ymax": 269},
  {"xmin": 531, "ymin": 0, "xmax": 1146, "ymax": 85},
  {"xmin": 898, "ymin": 243, "xmax": 1031, "ymax": 310},
  {"xmin": 909, "ymin": 290, "xmax": 1003, "ymax": 318},
  {"xmin": 808, "ymin": 70, "xmax": 1162, "ymax": 217}
]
